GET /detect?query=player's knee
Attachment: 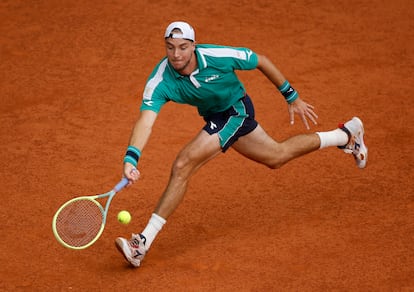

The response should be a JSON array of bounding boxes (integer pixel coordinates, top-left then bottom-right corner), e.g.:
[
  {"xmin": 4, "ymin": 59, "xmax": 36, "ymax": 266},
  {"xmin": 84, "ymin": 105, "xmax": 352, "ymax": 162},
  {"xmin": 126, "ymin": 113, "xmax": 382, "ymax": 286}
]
[
  {"xmin": 264, "ymin": 158, "xmax": 286, "ymax": 169},
  {"xmin": 266, "ymin": 162, "xmax": 282, "ymax": 169},
  {"xmin": 171, "ymin": 154, "xmax": 194, "ymax": 179},
  {"xmin": 172, "ymin": 157, "xmax": 187, "ymax": 173}
]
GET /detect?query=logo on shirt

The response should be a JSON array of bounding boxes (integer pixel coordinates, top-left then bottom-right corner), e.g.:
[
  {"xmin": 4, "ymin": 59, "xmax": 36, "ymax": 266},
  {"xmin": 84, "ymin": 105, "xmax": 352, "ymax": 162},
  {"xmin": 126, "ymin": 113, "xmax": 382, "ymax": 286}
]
[
  {"xmin": 205, "ymin": 75, "xmax": 219, "ymax": 83},
  {"xmin": 143, "ymin": 100, "xmax": 154, "ymax": 106}
]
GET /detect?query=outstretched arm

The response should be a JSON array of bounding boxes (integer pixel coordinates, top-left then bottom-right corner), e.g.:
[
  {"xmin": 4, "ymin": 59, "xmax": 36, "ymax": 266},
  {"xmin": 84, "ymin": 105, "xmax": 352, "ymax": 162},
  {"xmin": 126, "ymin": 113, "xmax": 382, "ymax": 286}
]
[
  {"xmin": 124, "ymin": 110, "xmax": 158, "ymax": 183},
  {"xmin": 256, "ymin": 54, "xmax": 318, "ymax": 129}
]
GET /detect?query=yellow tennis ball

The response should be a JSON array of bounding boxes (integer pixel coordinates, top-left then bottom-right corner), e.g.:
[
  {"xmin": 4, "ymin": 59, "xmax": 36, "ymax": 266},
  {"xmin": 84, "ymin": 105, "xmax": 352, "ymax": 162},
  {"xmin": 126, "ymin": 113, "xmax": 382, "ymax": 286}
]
[{"xmin": 117, "ymin": 210, "xmax": 131, "ymax": 224}]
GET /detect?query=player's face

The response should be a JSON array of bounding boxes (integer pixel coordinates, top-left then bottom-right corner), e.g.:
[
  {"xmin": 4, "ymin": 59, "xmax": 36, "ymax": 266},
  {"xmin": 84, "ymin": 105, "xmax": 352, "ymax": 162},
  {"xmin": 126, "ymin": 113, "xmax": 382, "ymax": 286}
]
[{"xmin": 165, "ymin": 38, "xmax": 196, "ymax": 75}]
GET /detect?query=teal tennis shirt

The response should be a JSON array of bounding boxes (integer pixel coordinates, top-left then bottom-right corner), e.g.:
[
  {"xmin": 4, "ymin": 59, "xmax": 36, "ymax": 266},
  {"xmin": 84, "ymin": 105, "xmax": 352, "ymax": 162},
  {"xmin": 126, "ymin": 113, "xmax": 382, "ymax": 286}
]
[{"xmin": 141, "ymin": 44, "xmax": 259, "ymax": 117}]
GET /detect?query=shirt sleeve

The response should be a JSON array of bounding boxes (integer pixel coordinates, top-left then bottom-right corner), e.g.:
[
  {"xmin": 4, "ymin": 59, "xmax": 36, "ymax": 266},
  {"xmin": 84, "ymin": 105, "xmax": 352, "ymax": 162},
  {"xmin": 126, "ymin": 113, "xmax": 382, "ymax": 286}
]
[
  {"xmin": 139, "ymin": 59, "xmax": 169, "ymax": 113},
  {"xmin": 231, "ymin": 47, "xmax": 259, "ymax": 70},
  {"xmin": 197, "ymin": 44, "xmax": 259, "ymax": 71}
]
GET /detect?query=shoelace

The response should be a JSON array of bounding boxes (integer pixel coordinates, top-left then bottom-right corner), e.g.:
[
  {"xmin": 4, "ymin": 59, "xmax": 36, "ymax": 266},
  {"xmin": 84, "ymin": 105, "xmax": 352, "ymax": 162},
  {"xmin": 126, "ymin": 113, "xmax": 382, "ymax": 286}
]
[{"xmin": 129, "ymin": 234, "xmax": 146, "ymax": 249}]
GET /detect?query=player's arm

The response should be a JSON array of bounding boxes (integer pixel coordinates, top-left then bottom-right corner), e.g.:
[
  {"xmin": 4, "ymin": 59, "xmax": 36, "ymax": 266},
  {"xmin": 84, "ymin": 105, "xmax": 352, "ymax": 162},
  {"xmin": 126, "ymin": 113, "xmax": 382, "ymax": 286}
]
[
  {"xmin": 123, "ymin": 110, "xmax": 158, "ymax": 182},
  {"xmin": 129, "ymin": 110, "xmax": 158, "ymax": 152},
  {"xmin": 256, "ymin": 54, "xmax": 318, "ymax": 129},
  {"xmin": 256, "ymin": 54, "xmax": 286, "ymax": 88}
]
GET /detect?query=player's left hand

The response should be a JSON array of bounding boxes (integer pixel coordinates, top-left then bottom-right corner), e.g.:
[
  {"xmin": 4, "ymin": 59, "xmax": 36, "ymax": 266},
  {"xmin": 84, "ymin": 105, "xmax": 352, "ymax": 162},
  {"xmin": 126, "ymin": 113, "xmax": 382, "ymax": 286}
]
[{"xmin": 288, "ymin": 97, "xmax": 318, "ymax": 130}]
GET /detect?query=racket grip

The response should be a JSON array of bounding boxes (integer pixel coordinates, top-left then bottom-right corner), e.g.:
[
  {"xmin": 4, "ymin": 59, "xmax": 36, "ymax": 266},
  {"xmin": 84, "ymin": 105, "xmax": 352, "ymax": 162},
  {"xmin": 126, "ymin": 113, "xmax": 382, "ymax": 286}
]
[{"xmin": 114, "ymin": 177, "xmax": 129, "ymax": 192}]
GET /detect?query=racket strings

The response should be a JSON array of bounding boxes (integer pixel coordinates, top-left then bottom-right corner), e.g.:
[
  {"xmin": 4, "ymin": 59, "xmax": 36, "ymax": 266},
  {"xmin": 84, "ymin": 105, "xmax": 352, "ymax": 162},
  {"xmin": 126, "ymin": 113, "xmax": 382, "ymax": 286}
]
[{"xmin": 55, "ymin": 199, "xmax": 103, "ymax": 247}]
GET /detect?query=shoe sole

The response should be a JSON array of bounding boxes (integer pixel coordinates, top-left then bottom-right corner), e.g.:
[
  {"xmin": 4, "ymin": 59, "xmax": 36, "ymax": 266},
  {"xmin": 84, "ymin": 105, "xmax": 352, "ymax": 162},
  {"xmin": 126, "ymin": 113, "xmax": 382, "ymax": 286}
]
[
  {"xmin": 115, "ymin": 238, "xmax": 140, "ymax": 268},
  {"xmin": 353, "ymin": 117, "xmax": 368, "ymax": 168}
]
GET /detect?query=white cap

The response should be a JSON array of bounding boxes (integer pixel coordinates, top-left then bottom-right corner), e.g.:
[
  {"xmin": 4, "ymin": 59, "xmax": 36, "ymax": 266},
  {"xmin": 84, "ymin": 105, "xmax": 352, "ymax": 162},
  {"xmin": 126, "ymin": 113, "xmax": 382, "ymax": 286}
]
[{"xmin": 164, "ymin": 21, "xmax": 195, "ymax": 41}]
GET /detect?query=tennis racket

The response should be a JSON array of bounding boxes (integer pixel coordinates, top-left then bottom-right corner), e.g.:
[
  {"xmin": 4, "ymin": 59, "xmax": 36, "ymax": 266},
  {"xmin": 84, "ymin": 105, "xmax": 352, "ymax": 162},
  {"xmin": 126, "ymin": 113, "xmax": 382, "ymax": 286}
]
[{"xmin": 52, "ymin": 177, "xmax": 129, "ymax": 250}]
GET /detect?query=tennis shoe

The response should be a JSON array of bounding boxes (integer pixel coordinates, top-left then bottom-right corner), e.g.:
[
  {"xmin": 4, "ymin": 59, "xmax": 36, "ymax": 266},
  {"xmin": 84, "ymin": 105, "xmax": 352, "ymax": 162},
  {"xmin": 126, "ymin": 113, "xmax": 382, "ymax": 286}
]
[
  {"xmin": 338, "ymin": 117, "xmax": 368, "ymax": 169},
  {"xmin": 115, "ymin": 233, "xmax": 147, "ymax": 268}
]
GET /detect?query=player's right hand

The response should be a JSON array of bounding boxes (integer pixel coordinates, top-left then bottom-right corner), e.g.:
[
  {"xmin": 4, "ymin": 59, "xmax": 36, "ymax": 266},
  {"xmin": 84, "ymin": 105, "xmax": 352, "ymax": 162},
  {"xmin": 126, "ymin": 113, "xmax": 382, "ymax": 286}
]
[{"xmin": 124, "ymin": 162, "xmax": 140, "ymax": 185}]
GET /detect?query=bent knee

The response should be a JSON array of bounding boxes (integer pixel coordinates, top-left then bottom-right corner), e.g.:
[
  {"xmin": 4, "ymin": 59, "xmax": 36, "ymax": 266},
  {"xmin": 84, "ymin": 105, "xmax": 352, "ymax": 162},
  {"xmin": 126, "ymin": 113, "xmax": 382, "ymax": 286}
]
[
  {"xmin": 171, "ymin": 153, "xmax": 197, "ymax": 179},
  {"xmin": 263, "ymin": 158, "xmax": 286, "ymax": 170},
  {"xmin": 266, "ymin": 162, "xmax": 283, "ymax": 170},
  {"xmin": 172, "ymin": 156, "xmax": 189, "ymax": 174},
  {"xmin": 172, "ymin": 157, "xmax": 189, "ymax": 172}
]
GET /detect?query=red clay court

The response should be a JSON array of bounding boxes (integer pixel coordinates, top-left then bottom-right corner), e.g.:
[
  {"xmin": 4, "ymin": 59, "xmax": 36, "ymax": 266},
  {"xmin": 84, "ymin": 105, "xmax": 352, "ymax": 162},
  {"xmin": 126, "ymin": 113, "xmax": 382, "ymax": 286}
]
[{"xmin": 1, "ymin": 0, "xmax": 413, "ymax": 290}]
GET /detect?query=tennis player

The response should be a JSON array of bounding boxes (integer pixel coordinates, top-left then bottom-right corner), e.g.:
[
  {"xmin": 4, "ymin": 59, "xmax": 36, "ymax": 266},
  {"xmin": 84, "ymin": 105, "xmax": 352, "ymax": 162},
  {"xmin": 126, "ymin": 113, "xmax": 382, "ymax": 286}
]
[{"xmin": 115, "ymin": 21, "xmax": 368, "ymax": 267}]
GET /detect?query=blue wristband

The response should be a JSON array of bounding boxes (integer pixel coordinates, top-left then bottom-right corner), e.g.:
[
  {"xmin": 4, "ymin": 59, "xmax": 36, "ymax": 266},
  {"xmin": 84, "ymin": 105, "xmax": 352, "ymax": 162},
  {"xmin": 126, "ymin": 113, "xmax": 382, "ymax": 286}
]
[
  {"xmin": 123, "ymin": 145, "xmax": 141, "ymax": 167},
  {"xmin": 278, "ymin": 80, "xmax": 299, "ymax": 104}
]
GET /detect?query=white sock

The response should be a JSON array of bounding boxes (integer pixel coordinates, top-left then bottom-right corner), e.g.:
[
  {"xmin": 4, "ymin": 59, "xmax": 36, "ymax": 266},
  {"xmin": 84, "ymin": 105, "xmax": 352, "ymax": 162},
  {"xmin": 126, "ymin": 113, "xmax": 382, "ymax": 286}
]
[
  {"xmin": 316, "ymin": 129, "xmax": 348, "ymax": 149},
  {"xmin": 141, "ymin": 213, "xmax": 166, "ymax": 249}
]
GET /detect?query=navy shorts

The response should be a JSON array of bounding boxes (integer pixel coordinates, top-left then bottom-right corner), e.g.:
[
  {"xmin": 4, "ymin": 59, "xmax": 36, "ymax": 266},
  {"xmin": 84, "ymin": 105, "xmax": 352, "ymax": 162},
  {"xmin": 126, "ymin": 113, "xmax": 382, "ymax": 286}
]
[{"xmin": 202, "ymin": 94, "xmax": 258, "ymax": 152}]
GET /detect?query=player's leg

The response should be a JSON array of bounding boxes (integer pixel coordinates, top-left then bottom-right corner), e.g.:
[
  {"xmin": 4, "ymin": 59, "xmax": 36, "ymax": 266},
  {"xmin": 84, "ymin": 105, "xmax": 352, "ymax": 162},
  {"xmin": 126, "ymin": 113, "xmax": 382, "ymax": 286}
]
[
  {"xmin": 232, "ymin": 117, "xmax": 367, "ymax": 169},
  {"xmin": 231, "ymin": 124, "xmax": 322, "ymax": 169},
  {"xmin": 115, "ymin": 129, "xmax": 222, "ymax": 267},
  {"xmin": 154, "ymin": 130, "xmax": 222, "ymax": 218}
]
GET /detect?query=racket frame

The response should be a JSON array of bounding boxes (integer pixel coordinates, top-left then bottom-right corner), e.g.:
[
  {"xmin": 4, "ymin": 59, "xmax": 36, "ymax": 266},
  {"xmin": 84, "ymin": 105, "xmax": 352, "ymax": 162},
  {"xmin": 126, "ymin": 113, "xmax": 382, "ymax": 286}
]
[{"xmin": 52, "ymin": 178, "xmax": 128, "ymax": 250}]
